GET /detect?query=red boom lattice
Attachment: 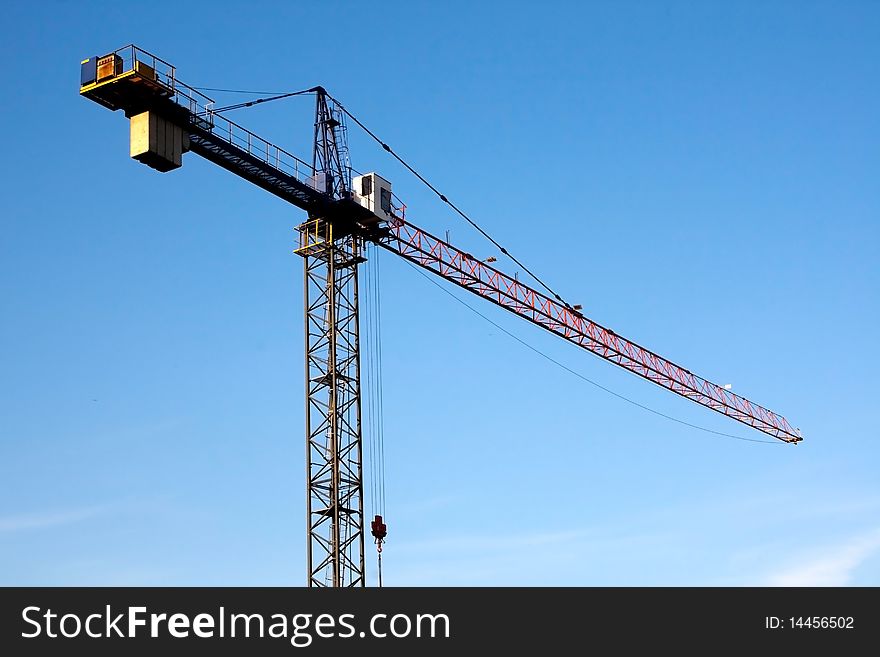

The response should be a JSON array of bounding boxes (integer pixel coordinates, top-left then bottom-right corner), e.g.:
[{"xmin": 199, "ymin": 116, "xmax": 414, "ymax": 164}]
[{"xmin": 380, "ymin": 220, "xmax": 802, "ymax": 444}]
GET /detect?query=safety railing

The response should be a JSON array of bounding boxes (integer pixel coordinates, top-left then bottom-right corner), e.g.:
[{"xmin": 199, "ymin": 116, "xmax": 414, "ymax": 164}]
[
  {"xmin": 295, "ymin": 219, "xmax": 332, "ymax": 257},
  {"xmin": 110, "ymin": 44, "xmax": 316, "ymax": 188},
  {"xmin": 198, "ymin": 110, "xmax": 314, "ymax": 185},
  {"xmin": 109, "ymin": 44, "xmax": 178, "ymax": 90}
]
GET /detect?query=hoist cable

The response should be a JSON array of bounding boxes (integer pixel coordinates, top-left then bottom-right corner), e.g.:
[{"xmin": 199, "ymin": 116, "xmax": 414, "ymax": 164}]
[
  {"xmin": 364, "ymin": 244, "xmax": 388, "ymax": 517},
  {"xmin": 365, "ymin": 245, "xmax": 379, "ymax": 517},
  {"xmin": 209, "ymin": 87, "xmax": 319, "ymax": 114},
  {"xmin": 192, "ymin": 86, "xmax": 295, "ymax": 95},
  {"xmin": 376, "ymin": 249, "xmax": 387, "ymax": 515}
]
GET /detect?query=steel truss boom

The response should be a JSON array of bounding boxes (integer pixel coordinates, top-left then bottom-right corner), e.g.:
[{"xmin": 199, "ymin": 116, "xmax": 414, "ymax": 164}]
[{"xmin": 379, "ymin": 220, "xmax": 801, "ymax": 444}]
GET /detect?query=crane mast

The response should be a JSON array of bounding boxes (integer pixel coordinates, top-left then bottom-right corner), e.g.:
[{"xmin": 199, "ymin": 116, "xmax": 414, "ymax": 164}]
[
  {"xmin": 302, "ymin": 91, "xmax": 367, "ymax": 587},
  {"xmin": 78, "ymin": 45, "xmax": 802, "ymax": 588}
]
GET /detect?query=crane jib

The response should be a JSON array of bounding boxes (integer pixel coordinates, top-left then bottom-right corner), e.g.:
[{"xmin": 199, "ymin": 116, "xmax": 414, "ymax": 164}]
[{"xmin": 380, "ymin": 220, "xmax": 801, "ymax": 444}]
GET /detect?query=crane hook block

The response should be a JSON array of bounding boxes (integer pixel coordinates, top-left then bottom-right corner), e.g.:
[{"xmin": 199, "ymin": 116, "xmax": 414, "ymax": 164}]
[{"xmin": 370, "ymin": 515, "xmax": 387, "ymax": 541}]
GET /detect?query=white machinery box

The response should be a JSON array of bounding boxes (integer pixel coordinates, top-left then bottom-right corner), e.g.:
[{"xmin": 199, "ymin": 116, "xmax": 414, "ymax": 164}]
[{"xmin": 352, "ymin": 172, "xmax": 393, "ymax": 221}]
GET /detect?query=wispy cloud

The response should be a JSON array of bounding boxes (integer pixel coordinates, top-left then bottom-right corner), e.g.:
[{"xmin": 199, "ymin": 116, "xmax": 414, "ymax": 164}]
[
  {"xmin": 0, "ymin": 504, "xmax": 112, "ymax": 533},
  {"xmin": 764, "ymin": 529, "xmax": 880, "ymax": 586}
]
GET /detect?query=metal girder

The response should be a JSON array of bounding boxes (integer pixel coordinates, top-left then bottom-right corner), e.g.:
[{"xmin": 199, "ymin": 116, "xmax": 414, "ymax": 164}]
[
  {"xmin": 186, "ymin": 123, "xmax": 330, "ymax": 215},
  {"xmin": 302, "ymin": 230, "xmax": 367, "ymax": 587},
  {"xmin": 379, "ymin": 220, "xmax": 802, "ymax": 444}
]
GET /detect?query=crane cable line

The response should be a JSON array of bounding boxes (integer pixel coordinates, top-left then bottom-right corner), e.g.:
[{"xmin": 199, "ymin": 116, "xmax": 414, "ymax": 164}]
[
  {"xmin": 364, "ymin": 244, "xmax": 377, "ymax": 515},
  {"xmin": 193, "ymin": 86, "xmax": 303, "ymax": 95},
  {"xmin": 371, "ymin": 244, "xmax": 386, "ymax": 587},
  {"xmin": 363, "ymin": 243, "xmax": 388, "ymax": 586},
  {"xmin": 325, "ymin": 92, "xmax": 577, "ymax": 312},
  {"xmin": 375, "ymin": 246, "xmax": 387, "ymax": 517},
  {"xmin": 403, "ymin": 260, "xmax": 782, "ymax": 446},
  {"xmin": 374, "ymin": 243, "xmax": 387, "ymax": 516},
  {"xmin": 207, "ymin": 87, "xmax": 318, "ymax": 114},
  {"xmin": 364, "ymin": 244, "xmax": 387, "ymax": 516}
]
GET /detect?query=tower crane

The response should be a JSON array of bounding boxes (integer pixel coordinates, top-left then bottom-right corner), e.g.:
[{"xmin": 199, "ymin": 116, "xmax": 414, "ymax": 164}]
[{"xmin": 78, "ymin": 45, "xmax": 802, "ymax": 588}]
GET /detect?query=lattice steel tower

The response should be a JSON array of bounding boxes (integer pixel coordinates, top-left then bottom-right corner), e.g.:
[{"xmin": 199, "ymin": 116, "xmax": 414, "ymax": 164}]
[{"xmin": 299, "ymin": 89, "xmax": 366, "ymax": 587}]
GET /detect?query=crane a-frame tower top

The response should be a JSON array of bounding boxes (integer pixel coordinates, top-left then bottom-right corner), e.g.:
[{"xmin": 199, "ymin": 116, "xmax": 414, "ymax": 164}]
[{"xmin": 79, "ymin": 45, "xmax": 802, "ymax": 588}]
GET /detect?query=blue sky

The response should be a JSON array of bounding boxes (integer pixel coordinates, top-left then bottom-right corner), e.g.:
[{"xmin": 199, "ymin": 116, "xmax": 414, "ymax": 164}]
[{"xmin": 1, "ymin": 1, "xmax": 878, "ymax": 586}]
